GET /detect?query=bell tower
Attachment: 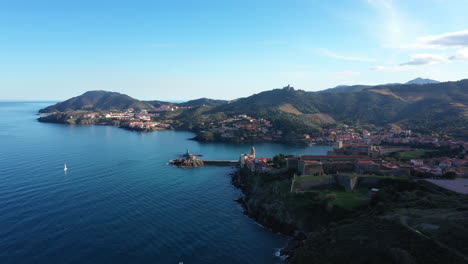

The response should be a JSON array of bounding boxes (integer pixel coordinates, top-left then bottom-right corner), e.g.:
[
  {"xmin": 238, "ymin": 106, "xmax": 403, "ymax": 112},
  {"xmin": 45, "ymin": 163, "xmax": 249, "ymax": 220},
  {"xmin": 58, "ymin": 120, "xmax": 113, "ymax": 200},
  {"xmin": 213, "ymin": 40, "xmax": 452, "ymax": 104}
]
[{"xmin": 250, "ymin": 146, "xmax": 256, "ymax": 158}]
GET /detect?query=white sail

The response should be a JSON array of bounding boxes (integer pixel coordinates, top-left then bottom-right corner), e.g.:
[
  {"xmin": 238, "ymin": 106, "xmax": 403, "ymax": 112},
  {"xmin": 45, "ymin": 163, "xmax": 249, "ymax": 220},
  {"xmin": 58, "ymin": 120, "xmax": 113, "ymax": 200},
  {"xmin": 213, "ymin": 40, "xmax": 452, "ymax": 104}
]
[{"xmin": 64, "ymin": 164, "xmax": 68, "ymax": 171}]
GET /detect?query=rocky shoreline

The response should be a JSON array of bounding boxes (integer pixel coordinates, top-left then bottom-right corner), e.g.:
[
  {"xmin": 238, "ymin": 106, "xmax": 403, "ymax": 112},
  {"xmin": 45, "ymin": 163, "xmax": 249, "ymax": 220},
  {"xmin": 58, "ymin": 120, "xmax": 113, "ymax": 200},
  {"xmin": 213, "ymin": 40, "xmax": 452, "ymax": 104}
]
[
  {"xmin": 38, "ymin": 116, "xmax": 314, "ymax": 146},
  {"xmin": 230, "ymin": 170, "xmax": 307, "ymax": 261},
  {"xmin": 169, "ymin": 158, "xmax": 204, "ymax": 168}
]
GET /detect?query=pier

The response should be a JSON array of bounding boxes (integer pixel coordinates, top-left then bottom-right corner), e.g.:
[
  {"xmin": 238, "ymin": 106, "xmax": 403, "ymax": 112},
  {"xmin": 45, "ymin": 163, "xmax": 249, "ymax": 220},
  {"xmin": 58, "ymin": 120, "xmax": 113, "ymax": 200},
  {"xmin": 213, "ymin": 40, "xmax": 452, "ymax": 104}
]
[
  {"xmin": 170, "ymin": 149, "xmax": 239, "ymax": 168},
  {"xmin": 202, "ymin": 160, "xmax": 239, "ymax": 166}
]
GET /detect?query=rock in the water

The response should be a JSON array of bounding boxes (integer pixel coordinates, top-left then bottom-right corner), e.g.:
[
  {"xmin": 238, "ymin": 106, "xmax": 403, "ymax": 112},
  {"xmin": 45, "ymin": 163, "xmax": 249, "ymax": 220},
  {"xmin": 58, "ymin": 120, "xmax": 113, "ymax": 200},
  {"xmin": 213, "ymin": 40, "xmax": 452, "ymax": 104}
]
[{"xmin": 170, "ymin": 158, "xmax": 204, "ymax": 168}]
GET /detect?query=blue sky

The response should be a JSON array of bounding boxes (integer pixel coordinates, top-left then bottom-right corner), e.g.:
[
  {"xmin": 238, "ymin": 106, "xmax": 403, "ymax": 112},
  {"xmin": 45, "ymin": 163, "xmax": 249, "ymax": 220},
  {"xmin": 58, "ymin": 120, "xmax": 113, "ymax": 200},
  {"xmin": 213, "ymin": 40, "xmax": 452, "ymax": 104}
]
[{"xmin": 1, "ymin": 0, "xmax": 467, "ymax": 100}]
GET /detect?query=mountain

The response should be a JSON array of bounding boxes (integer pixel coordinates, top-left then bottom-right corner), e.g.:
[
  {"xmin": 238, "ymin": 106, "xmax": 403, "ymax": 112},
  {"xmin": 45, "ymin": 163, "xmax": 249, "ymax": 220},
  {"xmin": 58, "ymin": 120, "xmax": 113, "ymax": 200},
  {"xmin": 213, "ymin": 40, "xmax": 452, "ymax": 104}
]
[
  {"xmin": 321, "ymin": 78, "xmax": 440, "ymax": 93},
  {"xmin": 144, "ymin": 100, "xmax": 174, "ymax": 108},
  {"xmin": 203, "ymin": 80, "xmax": 468, "ymax": 138},
  {"xmin": 39, "ymin": 91, "xmax": 227, "ymax": 113},
  {"xmin": 319, "ymin": 85, "xmax": 372, "ymax": 93},
  {"xmin": 39, "ymin": 79, "xmax": 468, "ymax": 139},
  {"xmin": 39, "ymin": 90, "xmax": 154, "ymax": 113},
  {"xmin": 178, "ymin": 98, "xmax": 228, "ymax": 107},
  {"xmin": 405, "ymin": 77, "xmax": 440, "ymax": 85}
]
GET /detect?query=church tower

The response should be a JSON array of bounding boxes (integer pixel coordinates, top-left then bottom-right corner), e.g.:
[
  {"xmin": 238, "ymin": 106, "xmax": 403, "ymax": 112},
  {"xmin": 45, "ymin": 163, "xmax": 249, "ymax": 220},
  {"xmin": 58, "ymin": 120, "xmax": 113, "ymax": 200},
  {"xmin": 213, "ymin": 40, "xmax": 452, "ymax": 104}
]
[{"xmin": 250, "ymin": 146, "xmax": 256, "ymax": 158}]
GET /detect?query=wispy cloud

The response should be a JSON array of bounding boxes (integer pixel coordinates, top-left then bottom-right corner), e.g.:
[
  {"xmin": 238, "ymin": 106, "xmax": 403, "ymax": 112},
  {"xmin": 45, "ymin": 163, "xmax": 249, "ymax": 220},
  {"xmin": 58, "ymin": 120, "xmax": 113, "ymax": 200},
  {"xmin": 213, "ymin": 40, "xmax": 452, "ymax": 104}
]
[
  {"xmin": 370, "ymin": 29, "xmax": 468, "ymax": 70},
  {"xmin": 370, "ymin": 65, "xmax": 409, "ymax": 72},
  {"xmin": 399, "ymin": 53, "xmax": 448, "ymax": 66},
  {"xmin": 371, "ymin": 53, "xmax": 449, "ymax": 71},
  {"xmin": 419, "ymin": 30, "xmax": 468, "ymax": 48},
  {"xmin": 319, "ymin": 48, "xmax": 375, "ymax": 62},
  {"xmin": 450, "ymin": 48, "xmax": 468, "ymax": 61}
]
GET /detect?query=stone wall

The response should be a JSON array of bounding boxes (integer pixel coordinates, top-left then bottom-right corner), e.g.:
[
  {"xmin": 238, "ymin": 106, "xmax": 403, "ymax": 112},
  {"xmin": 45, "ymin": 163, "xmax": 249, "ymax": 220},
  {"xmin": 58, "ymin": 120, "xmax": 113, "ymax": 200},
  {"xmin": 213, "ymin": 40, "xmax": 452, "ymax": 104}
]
[
  {"xmin": 293, "ymin": 174, "xmax": 383, "ymax": 192},
  {"xmin": 322, "ymin": 162, "xmax": 355, "ymax": 174},
  {"xmin": 293, "ymin": 176, "xmax": 333, "ymax": 191},
  {"xmin": 358, "ymin": 176, "xmax": 381, "ymax": 186},
  {"xmin": 267, "ymin": 167, "xmax": 289, "ymax": 174},
  {"xmin": 334, "ymin": 174, "xmax": 359, "ymax": 190}
]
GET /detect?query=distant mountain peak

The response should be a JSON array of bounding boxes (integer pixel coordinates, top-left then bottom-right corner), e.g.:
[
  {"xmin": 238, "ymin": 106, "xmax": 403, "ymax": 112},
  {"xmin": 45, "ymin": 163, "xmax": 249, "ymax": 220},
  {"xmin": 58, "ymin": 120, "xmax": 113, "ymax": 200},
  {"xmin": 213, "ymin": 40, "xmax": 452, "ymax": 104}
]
[{"xmin": 405, "ymin": 77, "xmax": 440, "ymax": 85}]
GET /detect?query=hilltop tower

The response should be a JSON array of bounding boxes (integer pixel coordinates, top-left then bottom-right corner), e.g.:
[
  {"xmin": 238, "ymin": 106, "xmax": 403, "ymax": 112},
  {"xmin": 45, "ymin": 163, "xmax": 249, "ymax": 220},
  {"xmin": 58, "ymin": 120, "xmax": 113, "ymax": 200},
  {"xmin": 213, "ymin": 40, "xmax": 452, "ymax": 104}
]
[{"xmin": 251, "ymin": 146, "xmax": 256, "ymax": 158}]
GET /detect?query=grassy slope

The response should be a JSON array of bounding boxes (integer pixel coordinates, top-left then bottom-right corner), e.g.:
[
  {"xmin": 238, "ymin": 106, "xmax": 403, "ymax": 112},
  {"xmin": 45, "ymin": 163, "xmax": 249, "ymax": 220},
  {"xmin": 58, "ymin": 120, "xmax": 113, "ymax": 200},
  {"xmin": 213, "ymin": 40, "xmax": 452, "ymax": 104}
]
[
  {"xmin": 204, "ymin": 80, "xmax": 468, "ymax": 138},
  {"xmin": 289, "ymin": 180, "xmax": 468, "ymax": 264},
  {"xmin": 395, "ymin": 150, "xmax": 436, "ymax": 160},
  {"xmin": 235, "ymin": 167, "xmax": 468, "ymax": 263}
]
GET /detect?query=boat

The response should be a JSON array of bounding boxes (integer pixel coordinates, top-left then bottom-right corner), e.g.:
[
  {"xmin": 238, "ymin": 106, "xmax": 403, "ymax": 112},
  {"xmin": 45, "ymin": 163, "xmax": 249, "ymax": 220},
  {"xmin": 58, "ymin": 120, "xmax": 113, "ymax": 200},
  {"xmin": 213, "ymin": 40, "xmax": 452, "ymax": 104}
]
[{"xmin": 64, "ymin": 164, "xmax": 68, "ymax": 172}]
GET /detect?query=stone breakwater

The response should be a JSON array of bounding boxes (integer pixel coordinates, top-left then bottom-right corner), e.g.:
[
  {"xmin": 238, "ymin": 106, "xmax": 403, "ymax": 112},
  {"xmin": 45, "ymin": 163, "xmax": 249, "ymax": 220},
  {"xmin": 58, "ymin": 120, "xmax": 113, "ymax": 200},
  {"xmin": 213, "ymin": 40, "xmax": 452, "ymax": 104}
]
[{"xmin": 170, "ymin": 158, "xmax": 238, "ymax": 168}]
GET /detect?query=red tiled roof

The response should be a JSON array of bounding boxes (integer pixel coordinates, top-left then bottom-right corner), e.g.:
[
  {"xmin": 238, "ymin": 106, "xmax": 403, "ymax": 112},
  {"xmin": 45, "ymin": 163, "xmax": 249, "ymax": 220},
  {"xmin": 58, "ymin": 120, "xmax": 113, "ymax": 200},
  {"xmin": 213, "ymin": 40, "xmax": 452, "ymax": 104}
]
[{"xmin": 358, "ymin": 160, "xmax": 374, "ymax": 164}]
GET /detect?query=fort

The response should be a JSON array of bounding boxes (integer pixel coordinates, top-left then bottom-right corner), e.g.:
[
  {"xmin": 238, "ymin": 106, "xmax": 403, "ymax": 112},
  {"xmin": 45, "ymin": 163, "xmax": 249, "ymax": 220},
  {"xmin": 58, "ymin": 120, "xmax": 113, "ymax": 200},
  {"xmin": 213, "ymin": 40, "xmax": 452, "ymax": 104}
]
[{"xmin": 171, "ymin": 146, "xmax": 412, "ymax": 179}]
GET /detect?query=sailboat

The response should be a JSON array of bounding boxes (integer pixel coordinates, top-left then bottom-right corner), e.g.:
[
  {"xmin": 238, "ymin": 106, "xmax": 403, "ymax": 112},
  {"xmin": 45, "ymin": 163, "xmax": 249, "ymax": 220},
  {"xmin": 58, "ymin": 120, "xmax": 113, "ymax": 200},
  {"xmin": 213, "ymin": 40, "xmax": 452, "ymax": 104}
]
[{"xmin": 64, "ymin": 164, "xmax": 68, "ymax": 172}]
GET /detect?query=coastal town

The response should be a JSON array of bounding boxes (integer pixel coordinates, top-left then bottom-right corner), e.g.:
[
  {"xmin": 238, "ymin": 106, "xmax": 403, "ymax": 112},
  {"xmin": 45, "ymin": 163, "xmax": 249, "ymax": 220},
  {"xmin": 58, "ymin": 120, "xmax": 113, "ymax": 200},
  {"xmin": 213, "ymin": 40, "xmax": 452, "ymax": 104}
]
[
  {"xmin": 172, "ymin": 129, "xmax": 467, "ymax": 194},
  {"xmin": 238, "ymin": 140, "xmax": 467, "ymax": 193},
  {"xmin": 6, "ymin": 0, "xmax": 468, "ymax": 262},
  {"xmin": 41, "ymin": 107, "xmax": 176, "ymax": 131},
  {"xmin": 34, "ymin": 86, "xmax": 468, "ymax": 263},
  {"xmin": 43, "ymin": 106, "xmax": 468, "ymax": 183}
]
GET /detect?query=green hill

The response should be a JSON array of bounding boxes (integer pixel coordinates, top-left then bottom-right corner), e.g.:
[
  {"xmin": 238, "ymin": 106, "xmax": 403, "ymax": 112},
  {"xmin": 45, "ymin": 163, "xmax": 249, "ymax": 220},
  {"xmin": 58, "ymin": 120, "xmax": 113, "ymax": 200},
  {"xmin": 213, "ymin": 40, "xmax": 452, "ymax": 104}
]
[
  {"xmin": 319, "ymin": 84, "xmax": 373, "ymax": 93},
  {"xmin": 39, "ymin": 90, "xmax": 154, "ymax": 113},
  {"xmin": 39, "ymin": 91, "xmax": 228, "ymax": 113},
  {"xmin": 201, "ymin": 80, "xmax": 468, "ymax": 138},
  {"xmin": 178, "ymin": 98, "xmax": 228, "ymax": 107},
  {"xmin": 38, "ymin": 79, "xmax": 468, "ymax": 139}
]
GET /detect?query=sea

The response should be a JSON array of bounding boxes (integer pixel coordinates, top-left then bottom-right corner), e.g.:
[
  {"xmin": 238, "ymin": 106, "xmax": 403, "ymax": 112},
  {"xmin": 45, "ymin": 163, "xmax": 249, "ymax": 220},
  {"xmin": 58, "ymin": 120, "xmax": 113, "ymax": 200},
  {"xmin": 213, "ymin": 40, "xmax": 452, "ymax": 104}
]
[{"xmin": 0, "ymin": 101, "xmax": 331, "ymax": 264}]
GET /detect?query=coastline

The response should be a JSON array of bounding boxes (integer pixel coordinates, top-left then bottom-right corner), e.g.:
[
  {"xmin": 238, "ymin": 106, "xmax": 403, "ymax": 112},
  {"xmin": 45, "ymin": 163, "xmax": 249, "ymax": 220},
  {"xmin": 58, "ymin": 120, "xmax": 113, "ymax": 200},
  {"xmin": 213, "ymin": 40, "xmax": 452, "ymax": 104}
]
[
  {"xmin": 35, "ymin": 112, "xmax": 468, "ymax": 263},
  {"xmin": 229, "ymin": 168, "xmax": 322, "ymax": 262},
  {"xmin": 230, "ymin": 166, "xmax": 468, "ymax": 263},
  {"xmin": 38, "ymin": 117, "xmax": 322, "ymax": 146}
]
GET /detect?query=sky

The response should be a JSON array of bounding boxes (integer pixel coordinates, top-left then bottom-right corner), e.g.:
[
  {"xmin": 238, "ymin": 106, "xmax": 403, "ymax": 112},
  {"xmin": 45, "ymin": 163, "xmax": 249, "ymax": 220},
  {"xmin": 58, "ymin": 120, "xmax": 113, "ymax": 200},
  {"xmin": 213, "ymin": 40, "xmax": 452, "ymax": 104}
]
[{"xmin": 1, "ymin": 0, "xmax": 468, "ymax": 101}]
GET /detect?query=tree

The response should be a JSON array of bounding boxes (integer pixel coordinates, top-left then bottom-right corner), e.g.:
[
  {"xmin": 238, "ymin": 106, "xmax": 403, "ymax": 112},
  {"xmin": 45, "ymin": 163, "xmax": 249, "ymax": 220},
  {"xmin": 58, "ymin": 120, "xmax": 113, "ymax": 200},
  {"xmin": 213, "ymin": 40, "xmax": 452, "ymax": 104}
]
[
  {"xmin": 272, "ymin": 153, "xmax": 287, "ymax": 168},
  {"xmin": 441, "ymin": 171, "xmax": 457, "ymax": 179}
]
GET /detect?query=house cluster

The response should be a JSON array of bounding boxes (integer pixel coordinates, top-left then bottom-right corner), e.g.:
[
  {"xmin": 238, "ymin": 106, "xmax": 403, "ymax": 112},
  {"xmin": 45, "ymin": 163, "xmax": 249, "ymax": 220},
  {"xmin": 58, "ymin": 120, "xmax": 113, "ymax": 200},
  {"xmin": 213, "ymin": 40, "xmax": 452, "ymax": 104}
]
[
  {"xmin": 81, "ymin": 108, "xmax": 161, "ymax": 122},
  {"xmin": 134, "ymin": 110, "xmax": 160, "ymax": 121},
  {"xmin": 310, "ymin": 127, "xmax": 364, "ymax": 144},
  {"xmin": 214, "ymin": 115, "xmax": 282, "ymax": 142},
  {"xmin": 126, "ymin": 121, "xmax": 170, "ymax": 130},
  {"xmin": 153, "ymin": 105, "xmax": 178, "ymax": 112},
  {"xmin": 306, "ymin": 125, "xmax": 467, "ymax": 151},
  {"xmin": 312, "ymin": 127, "xmax": 414, "ymax": 144},
  {"xmin": 79, "ymin": 109, "xmax": 172, "ymax": 131},
  {"xmin": 102, "ymin": 109, "xmax": 160, "ymax": 121},
  {"xmin": 411, "ymin": 158, "xmax": 468, "ymax": 177},
  {"xmin": 330, "ymin": 139, "xmax": 467, "ymax": 176}
]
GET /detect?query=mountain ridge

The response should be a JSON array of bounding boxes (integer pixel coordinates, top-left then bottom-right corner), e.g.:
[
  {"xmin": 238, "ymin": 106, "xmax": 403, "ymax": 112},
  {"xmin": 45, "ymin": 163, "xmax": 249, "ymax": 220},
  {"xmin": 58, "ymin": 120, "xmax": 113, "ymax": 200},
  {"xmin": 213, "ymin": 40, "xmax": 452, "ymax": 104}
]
[
  {"xmin": 321, "ymin": 77, "xmax": 440, "ymax": 93},
  {"xmin": 39, "ymin": 91, "xmax": 229, "ymax": 113},
  {"xmin": 38, "ymin": 79, "xmax": 468, "ymax": 139},
  {"xmin": 406, "ymin": 77, "xmax": 440, "ymax": 85}
]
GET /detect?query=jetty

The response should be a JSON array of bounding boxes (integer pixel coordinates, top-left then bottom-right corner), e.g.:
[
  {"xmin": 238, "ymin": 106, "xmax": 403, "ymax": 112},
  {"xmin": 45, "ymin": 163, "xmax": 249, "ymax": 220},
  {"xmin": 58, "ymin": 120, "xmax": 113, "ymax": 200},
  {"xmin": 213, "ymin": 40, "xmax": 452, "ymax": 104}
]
[
  {"xmin": 170, "ymin": 149, "xmax": 239, "ymax": 168},
  {"xmin": 202, "ymin": 160, "xmax": 238, "ymax": 166}
]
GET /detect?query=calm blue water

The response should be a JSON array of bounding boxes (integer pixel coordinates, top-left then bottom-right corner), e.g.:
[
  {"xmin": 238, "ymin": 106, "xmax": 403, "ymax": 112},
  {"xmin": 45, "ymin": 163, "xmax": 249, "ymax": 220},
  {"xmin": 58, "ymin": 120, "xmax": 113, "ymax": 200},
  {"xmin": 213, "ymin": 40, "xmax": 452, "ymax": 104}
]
[{"xmin": 0, "ymin": 102, "xmax": 331, "ymax": 264}]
